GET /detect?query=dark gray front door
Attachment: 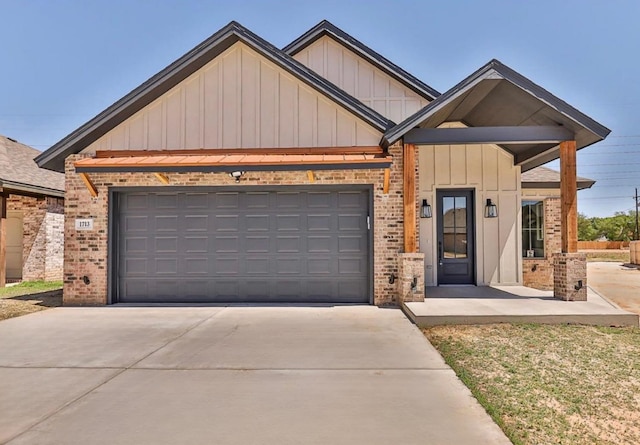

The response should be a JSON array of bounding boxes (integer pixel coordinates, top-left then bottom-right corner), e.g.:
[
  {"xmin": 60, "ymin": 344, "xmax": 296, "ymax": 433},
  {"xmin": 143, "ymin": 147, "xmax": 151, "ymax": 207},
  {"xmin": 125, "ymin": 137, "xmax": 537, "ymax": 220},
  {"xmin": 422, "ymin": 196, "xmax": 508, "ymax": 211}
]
[
  {"xmin": 436, "ymin": 190, "xmax": 475, "ymax": 285},
  {"xmin": 113, "ymin": 188, "xmax": 370, "ymax": 303}
]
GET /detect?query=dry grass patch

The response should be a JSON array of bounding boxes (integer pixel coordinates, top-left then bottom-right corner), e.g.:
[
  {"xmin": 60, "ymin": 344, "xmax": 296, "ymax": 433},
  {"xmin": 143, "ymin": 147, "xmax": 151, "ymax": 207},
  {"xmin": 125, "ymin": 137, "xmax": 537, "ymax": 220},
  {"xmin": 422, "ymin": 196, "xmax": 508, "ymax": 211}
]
[
  {"xmin": 0, "ymin": 281, "xmax": 63, "ymax": 321},
  {"xmin": 581, "ymin": 250, "xmax": 630, "ymax": 263},
  {"xmin": 425, "ymin": 324, "xmax": 640, "ymax": 445}
]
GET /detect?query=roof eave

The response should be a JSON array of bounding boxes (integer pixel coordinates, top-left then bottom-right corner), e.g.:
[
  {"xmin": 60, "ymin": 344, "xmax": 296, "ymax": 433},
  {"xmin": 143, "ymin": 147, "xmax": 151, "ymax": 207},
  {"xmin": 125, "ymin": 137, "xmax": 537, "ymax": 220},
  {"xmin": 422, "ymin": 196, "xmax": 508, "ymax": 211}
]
[
  {"xmin": 382, "ymin": 60, "xmax": 611, "ymax": 155},
  {"xmin": 37, "ymin": 21, "xmax": 392, "ymax": 173},
  {"xmin": 0, "ymin": 180, "xmax": 65, "ymax": 198},
  {"xmin": 283, "ymin": 20, "xmax": 440, "ymax": 101}
]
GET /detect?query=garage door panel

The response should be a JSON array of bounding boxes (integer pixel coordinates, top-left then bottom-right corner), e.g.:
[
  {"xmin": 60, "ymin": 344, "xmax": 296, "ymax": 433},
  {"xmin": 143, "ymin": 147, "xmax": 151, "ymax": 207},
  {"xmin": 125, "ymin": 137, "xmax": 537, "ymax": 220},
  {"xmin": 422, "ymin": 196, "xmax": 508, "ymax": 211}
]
[
  {"xmin": 245, "ymin": 258, "xmax": 270, "ymax": 274},
  {"xmin": 276, "ymin": 236, "xmax": 301, "ymax": 253},
  {"xmin": 276, "ymin": 214, "xmax": 300, "ymax": 231},
  {"xmin": 184, "ymin": 236, "xmax": 207, "ymax": 253},
  {"xmin": 156, "ymin": 216, "xmax": 178, "ymax": 231},
  {"xmin": 307, "ymin": 258, "xmax": 331, "ymax": 274},
  {"xmin": 216, "ymin": 193, "xmax": 239, "ymax": 208},
  {"xmin": 185, "ymin": 193, "xmax": 209, "ymax": 208},
  {"xmin": 156, "ymin": 194, "xmax": 179, "ymax": 208},
  {"xmin": 116, "ymin": 188, "xmax": 370, "ymax": 303},
  {"xmin": 307, "ymin": 214, "xmax": 331, "ymax": 231}
]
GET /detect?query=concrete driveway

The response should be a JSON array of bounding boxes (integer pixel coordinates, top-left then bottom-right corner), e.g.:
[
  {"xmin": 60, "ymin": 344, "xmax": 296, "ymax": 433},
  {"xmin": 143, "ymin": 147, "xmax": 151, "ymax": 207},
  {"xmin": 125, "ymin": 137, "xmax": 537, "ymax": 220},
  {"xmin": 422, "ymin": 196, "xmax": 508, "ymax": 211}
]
[
  {"xmin": 588, "ymin": 261, "xmax": 640, "ymax": 314},
  {"xmin": 0, "ymin": 306, "xmax": 510, "ymax": 445}
]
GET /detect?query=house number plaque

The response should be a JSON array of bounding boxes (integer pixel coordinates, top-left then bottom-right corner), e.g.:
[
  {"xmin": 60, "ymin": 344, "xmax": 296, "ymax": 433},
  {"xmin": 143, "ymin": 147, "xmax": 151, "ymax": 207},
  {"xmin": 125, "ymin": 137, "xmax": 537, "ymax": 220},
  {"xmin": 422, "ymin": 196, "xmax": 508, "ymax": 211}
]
[{"xmin": 75, "ymin": 218, "xmax": 94, "ymax": 230}]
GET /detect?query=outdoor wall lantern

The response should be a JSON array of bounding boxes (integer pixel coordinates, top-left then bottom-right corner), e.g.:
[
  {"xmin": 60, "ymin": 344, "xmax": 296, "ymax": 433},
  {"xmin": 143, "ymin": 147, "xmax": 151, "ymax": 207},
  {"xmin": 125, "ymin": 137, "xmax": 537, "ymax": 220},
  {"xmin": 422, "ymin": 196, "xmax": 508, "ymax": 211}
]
[
  {"xmin": 228, "ymin": 171, "xmax": 245, "ymax": 183},
  {"xmin": 485, "ymin": 199, "xmax": 498, "ymax": 218},
  {"xmin": 420, "ymin": 199, "xmax": 432, "ymax": 218}
]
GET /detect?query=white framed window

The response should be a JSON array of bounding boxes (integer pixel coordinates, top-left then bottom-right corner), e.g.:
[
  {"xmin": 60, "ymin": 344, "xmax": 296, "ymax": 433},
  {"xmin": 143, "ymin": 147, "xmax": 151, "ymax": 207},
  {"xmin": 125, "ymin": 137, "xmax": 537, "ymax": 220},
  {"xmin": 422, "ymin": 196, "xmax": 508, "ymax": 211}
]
[{"xmin": 522, "ymin": 200, "xmax": 544, "ymax": 258}]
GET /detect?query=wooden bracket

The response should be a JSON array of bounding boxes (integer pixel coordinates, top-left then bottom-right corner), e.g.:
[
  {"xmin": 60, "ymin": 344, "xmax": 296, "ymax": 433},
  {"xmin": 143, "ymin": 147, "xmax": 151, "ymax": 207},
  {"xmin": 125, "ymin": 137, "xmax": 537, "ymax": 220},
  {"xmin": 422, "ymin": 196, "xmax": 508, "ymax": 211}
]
[
  {"xmin": 383, "ymin": 168, "xmax": 390, "ymax": 194},
  {"xmin": 78, "ymin": 173, "xmax": 98, "ymax": 198},
  {"xmin": 154, "ymin": 173, "xmax": 170, "ymax": 185},
  {"xmin": 307, "ymin": 171, "xmax": 315, "ymax": 182}
]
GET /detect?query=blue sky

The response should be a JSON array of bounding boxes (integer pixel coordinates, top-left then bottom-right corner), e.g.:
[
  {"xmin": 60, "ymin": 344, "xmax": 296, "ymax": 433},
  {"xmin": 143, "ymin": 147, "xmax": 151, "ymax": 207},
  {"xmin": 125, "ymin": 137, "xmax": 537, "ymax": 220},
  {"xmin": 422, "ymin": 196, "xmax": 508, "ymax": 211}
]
[{"xmin": 1, "ymin": 0, "xmax": 639, "ymax": 217}]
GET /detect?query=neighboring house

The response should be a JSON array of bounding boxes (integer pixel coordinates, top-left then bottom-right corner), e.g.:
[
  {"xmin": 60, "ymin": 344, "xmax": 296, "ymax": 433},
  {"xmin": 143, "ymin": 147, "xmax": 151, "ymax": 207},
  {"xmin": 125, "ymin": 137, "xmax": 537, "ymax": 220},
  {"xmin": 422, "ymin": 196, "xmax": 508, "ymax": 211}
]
[
  {"xmin": 35, "ymin": 21, "xmax": 609, "ymax": 306},
  {"xmin": 0, "ymin": 135, "xmax": 65, "ymax": 285}
]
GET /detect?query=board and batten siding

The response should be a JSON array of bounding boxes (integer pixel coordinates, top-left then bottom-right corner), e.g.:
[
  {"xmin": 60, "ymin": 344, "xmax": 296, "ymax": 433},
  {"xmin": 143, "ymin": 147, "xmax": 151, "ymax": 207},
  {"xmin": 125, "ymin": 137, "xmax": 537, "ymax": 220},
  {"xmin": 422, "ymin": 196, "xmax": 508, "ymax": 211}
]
[
  {"xmin": 418, "ymin": 123, "xmax": 522, "ymax": 286},
  {"xmin": 292, "ymin": 35, "xmax": 430, "ymax": 124},
  {"xmin": 82, "ymin": 42, "xmax": 381, "ymax": 154}
]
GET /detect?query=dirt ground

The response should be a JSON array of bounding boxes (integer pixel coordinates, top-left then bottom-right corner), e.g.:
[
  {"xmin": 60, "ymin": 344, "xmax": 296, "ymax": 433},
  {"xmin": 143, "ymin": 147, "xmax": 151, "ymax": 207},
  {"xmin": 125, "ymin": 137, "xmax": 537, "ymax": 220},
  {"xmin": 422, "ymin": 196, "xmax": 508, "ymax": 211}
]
[{"xmin": 588, "ymin": 262, "xmax": 640, "ymax": 314}]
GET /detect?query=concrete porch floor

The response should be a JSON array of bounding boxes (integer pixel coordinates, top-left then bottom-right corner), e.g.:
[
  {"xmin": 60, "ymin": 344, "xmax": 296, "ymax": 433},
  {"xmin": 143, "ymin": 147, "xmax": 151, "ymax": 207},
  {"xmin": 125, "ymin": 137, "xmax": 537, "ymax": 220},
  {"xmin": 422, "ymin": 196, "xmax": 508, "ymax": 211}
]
[{"xmin": 403, "ymin": 286, "xmax": 639, "ymax": 327}]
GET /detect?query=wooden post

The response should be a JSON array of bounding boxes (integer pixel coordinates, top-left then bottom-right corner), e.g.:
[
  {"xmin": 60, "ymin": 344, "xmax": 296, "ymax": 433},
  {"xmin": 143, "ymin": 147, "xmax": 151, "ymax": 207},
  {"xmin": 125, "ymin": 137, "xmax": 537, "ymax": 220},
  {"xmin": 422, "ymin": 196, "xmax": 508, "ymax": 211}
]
[
  {"xmin": 403, "ymin": 143, "xmax": 416, "ymax": 253},
  {"xmin": 0, "ymin": 193, "xmax": 6, "ymax": 287},
  {"xmin": 560, "ymin": 140, "xmax": 578, "ymax": 253}
]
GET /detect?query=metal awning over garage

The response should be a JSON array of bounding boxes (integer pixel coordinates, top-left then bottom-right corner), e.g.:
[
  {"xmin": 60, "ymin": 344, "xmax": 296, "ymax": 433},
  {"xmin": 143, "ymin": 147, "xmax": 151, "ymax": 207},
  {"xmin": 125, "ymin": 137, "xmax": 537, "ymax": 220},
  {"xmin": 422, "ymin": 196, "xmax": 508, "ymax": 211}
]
[{"xmin": 74, "ymin": 149, "xmax": 392, "ymax": 173}]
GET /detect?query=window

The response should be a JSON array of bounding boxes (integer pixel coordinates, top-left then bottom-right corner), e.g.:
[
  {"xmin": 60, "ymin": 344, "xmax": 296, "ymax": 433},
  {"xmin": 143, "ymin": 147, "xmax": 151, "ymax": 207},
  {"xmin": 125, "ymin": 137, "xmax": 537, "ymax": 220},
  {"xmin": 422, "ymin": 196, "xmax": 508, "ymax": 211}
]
[{"xmin": 522, "ymin": 201, "xmax": 544, "ymax": 257}]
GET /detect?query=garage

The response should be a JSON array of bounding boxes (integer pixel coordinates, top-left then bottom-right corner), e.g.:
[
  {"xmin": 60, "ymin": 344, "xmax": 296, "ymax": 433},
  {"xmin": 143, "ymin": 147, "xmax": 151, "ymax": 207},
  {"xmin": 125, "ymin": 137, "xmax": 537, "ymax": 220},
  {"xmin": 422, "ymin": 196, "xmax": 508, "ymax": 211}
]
[{"xmin": 112, "ymin": 186, "xmax": 372, "ymax": 304}]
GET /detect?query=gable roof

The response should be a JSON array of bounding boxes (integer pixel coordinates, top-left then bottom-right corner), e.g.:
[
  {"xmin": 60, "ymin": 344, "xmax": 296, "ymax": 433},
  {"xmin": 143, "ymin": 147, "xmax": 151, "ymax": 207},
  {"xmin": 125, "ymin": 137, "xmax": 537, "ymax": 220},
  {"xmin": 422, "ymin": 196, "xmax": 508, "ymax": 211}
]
[
  {"xmin": 522, "ymin": 166, "xmax": 595, "ymax": 190},
  {"xmin": 0, "ymin": 135, "xmax": 64, "ymax": 197},
  {"xmin": 283, "ymin": 20, "xmax": 440, "ymax": 101},
  {"xmin": 36, "ymin": 21, "xmax": 393, "ymax": 172},
  {"xmin": 383, "ymin": 59, "xmax": 611, "ymax": 172}
]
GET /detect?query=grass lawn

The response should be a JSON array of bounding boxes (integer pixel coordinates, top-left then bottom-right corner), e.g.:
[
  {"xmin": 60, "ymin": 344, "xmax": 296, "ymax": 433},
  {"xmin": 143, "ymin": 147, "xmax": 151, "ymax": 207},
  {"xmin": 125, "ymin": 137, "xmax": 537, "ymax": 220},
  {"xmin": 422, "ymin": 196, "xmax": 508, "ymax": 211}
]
[
  {"xmin": 425, "ymin": 324, "xmax": 640, "ymax": 445},
  {"xmin": 581, "ymin": 249, "xmax": 630, "ymax": 263},
  {"xmin": 0, "ymin": 281, "xmax": 63, "ymax": 321}
]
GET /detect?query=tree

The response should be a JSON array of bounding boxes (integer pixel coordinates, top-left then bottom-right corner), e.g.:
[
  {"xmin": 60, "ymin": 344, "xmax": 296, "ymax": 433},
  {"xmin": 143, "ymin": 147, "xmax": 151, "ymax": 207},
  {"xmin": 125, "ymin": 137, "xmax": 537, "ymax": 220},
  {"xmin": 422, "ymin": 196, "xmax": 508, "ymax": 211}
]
[
  {"xmin": 593, "ymin": 212, "xmax": 635, "ymax": 241},
  {"xmin": 578, "ymin": 213, "xmax": 598, "ymax": 241}
]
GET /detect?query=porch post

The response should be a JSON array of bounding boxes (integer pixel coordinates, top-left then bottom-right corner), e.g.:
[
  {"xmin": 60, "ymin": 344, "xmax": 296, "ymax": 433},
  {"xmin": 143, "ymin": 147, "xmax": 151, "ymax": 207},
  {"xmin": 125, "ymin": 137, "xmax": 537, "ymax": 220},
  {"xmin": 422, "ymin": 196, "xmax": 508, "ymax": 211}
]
[
  {"xmin": 554, "ymin": 140, "xmax": 587, "ymax": 300},
  {"xmin": 0, "ymin": 192, "xmax": 6, "ymax": 287},
  {"xmin": 560, "ymin": 140, "xmax": 578, "ymax": 253},
  {"xmin": 399, "ymin": 142, "xmax": 424, "ymax": 304},
  {"xmin": 403, "ymin": 143, "xmax": 416, "ymax": 253}
]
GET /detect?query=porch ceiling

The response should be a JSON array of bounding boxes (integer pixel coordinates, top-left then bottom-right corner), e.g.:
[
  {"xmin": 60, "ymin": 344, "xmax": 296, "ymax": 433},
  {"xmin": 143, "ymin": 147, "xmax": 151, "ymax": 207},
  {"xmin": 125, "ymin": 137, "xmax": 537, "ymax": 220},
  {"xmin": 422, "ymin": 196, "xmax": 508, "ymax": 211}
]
[{"xmin": 383, "ymin": 60, "xmax": 611, "ymax": 172}]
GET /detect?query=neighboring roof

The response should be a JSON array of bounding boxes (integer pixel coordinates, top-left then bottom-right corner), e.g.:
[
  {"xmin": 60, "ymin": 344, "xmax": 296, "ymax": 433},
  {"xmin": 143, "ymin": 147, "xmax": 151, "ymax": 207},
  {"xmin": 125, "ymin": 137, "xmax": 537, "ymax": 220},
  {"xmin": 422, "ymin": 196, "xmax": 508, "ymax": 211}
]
[
  {"xmin": 522, "ymin": 166, "xmax": 595, "ymax": 190},
  {"xmin": 383, "ymin": 59, "xmax": 611, "ymax": 172},
  {"xmin": 283, "ymin": 20, "xmax": 440, "ymax": 101},
  {"xmin": 36, "ymin": 21, "xmax": 393, "ymax": 173},
  {"xmin": 0, "ymin": 135, "xmax": 64, "ymax": 197},
  {"xmin": 73, "ymin": 153, "xmax": 392, "ymax": 173}
]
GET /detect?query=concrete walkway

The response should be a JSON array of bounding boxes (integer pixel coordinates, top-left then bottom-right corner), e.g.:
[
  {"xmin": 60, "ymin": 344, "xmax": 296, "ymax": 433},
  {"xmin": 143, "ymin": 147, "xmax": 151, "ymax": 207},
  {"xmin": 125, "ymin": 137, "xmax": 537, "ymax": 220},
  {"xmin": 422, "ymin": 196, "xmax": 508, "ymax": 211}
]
[
  {"xmin": 0, "ymin": 306, "xmax": 510, "ymax": 445},
  {"xmin": 405, "ymin": 285, "xmax": 639, "ymax": 327}
]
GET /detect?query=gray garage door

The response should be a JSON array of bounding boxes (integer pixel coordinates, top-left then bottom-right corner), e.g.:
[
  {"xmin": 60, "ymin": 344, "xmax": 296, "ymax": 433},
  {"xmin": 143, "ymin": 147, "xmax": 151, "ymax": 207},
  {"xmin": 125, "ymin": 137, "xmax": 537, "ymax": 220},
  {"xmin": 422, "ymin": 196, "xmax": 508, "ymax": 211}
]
[{"xmin": 114, "ymin": 188, "xmax": 371, "ymax": 303}]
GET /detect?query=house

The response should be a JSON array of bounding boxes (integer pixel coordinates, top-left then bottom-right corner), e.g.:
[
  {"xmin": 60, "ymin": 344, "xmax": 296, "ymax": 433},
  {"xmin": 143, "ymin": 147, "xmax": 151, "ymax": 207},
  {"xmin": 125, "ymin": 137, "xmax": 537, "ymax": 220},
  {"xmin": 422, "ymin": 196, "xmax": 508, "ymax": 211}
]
[
  {"xmin": 35, "ymin": 21, "xmax": 609, "ymax": 306},
  {"xmin": 0, "ymin": 135, "xmax": 65, "ymax": 286}
]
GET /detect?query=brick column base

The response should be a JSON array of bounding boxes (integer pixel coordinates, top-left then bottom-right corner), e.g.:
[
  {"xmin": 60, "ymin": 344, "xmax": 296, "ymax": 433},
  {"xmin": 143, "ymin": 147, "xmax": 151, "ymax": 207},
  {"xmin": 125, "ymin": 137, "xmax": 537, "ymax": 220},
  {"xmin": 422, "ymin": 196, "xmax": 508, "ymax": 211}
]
[
  {"xmin": 631, "ymin": 241, "xmax": 640, "ymax": 265},
  {"xmin": 553, "ymin": 253, "xmax": 587, "ymax": 301},
  {"xmin": 398, "ymin": 253, "xmax": 425, "ymax": 304}
]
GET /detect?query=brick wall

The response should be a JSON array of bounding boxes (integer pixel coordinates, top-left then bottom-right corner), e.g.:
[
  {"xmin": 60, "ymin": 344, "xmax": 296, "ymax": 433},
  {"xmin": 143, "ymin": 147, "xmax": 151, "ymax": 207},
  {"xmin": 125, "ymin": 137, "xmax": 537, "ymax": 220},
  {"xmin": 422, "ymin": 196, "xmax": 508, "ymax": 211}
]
[
  {"xmin": 7, "ymin": 195, "xmax": 64, "ymax": 281},
  {"xmin": 64, "ymin": 143, "xmax": 407, "ymax": 306},
  {"xmin": 523, "ymin": 196, "xmax": 561, "ymax": 290}
]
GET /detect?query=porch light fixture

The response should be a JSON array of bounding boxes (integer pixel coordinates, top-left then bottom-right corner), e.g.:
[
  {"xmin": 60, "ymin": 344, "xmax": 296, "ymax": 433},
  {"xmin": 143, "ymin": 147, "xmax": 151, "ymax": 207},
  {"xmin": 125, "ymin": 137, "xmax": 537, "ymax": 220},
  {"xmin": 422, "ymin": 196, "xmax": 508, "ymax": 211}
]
[
  {"xmin": 420, "ymin": 199, "xmax": 432, "ymax": 218},
  {"xmin": 485, "ymin": 199, "xmax": 498, "ymax": 218},
  {"xmin": 228, "ymin": 171, "xmax": 245, "ymax": 183}
]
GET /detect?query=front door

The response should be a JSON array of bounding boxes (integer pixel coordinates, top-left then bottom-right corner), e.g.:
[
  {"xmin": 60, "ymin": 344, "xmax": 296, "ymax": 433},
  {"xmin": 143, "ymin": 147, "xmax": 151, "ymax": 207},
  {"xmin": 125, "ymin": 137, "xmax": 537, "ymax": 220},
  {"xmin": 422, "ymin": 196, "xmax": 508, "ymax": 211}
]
[{"xmin": 436, "ymin": 190, "xmax": 475, "ymax": 285}]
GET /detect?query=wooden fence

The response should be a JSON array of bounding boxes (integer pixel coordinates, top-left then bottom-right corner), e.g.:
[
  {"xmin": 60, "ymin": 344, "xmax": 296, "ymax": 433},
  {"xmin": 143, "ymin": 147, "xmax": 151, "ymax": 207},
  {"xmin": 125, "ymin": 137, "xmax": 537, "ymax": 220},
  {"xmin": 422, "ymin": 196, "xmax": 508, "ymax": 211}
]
[{"xmin": 578, "ymin": 241, "xmax": 631, "ymax": 250}]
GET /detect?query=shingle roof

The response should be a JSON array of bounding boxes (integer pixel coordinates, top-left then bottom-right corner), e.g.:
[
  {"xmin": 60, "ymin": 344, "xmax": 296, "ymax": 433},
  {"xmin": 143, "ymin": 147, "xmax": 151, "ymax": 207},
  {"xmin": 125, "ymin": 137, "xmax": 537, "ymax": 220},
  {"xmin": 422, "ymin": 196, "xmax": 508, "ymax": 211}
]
[
  {"xmin": 0, "ymin": 135, "xmax": 65, "ymax": 197},
  {"xmin": 522, "ymin": 166, "xmax": 595, "ymax": 190}
]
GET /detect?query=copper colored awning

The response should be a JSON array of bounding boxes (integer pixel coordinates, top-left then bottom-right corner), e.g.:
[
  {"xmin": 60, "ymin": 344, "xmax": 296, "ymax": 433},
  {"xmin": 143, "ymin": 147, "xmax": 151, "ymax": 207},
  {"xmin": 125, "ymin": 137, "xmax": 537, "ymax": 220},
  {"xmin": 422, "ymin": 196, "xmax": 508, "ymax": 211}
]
[{"xmin": 74, "ymin": 153, "xmax": 392, "ymax": 173}]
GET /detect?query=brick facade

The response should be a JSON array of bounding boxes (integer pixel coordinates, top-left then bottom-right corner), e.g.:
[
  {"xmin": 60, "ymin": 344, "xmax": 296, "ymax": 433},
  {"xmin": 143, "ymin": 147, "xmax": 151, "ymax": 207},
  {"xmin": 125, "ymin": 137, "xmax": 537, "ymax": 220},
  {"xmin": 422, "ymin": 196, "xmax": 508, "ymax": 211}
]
[
  {"xmin": 7, "ymin": 195, "xmax": 64, "ymax": 281},
  {"xmin": 522, "ymin": 197, "xmax": 561, "ymax": 290},
  {"xmin": 64, "ymin": 142, "xmax": 411, "ymax": 306}
]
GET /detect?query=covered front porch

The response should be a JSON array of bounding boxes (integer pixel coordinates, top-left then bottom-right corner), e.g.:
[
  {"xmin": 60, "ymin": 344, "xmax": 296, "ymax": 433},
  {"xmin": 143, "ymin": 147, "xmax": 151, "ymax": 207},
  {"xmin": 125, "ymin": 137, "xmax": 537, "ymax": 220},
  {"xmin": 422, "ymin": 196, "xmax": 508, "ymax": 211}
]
[
  {"xmin": 403, "ymin": 285, "xmax": 639, "ymax": 327},
  {"xmin": 391, "ymin": 60, "xmax": 611, "ymax": 304}
]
